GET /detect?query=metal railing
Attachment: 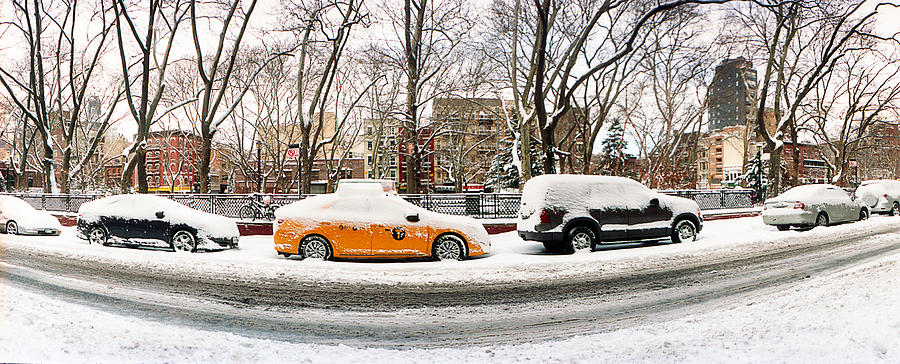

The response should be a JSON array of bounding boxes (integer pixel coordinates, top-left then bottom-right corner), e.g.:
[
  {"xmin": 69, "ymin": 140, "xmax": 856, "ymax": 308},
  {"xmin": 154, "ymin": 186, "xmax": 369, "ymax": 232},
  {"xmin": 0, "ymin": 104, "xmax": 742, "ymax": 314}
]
[{"xmin": 4, "ymin": 189, "xmax": 757, "ymax": 220}]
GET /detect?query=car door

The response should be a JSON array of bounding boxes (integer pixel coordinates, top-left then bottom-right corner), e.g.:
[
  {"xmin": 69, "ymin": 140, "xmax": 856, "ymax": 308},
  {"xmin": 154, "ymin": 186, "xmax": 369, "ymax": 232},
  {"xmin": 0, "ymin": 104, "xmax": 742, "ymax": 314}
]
[
  {"xmin": 370, "ymin": 198, "xmax": 429, "ymax": 257},
  {"xmin": 825, "ymin": 187, "xmax": 852, "ymax": 222},
  {"xmin": 623, "ymin": 186, "xmax": 673, "ymax": 240},
  {"xmin": 145, "ymin": 208, "xmax": 171, "ymax": 242},
  {"xmin": 588, "ymin": 183, "xmax": 628, "ymax": 242},
  {"xmin": 100, "ymin": 197, "xmax": 137, "ymax": 239},
  {"xmin": 325, "ymin": 197, "xmax": 374, "ymax": 257}
]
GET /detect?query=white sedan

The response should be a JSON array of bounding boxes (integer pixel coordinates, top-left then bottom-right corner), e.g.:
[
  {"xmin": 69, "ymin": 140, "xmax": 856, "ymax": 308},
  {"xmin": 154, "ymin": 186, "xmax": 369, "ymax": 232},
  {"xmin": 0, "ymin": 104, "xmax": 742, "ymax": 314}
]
[
  {"xmin": 763, "ymin": 184, "xmax": 869, "ymax": 231},
  {"xmin": 0, "ymin": 195, "xmax": 63, "ymax": 236}
]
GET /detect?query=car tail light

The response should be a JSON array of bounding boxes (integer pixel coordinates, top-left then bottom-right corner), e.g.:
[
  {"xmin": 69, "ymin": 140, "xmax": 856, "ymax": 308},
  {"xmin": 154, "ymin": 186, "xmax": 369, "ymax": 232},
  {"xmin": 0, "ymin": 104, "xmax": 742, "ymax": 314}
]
[
  {"xmin": 793, "ymin": 202, "xmax": 805, "ymax": 210},
  {"xmin": 884, "ymin": 194, "xmax": 889, "ymax": 198},
  {"xmin": 277, "ymin": 219, "xmax": 284, "ymax": 225},
  {"xmin": 539, "ymin": 209, "xmax": 551, "ymax": 224}
]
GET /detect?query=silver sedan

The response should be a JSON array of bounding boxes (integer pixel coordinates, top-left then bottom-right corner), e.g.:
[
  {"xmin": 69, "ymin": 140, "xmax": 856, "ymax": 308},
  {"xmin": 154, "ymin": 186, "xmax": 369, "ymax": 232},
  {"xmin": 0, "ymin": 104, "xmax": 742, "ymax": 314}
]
[{"xmin": 762, "ymin": 184, "xmax": 869, "ymax": 231}]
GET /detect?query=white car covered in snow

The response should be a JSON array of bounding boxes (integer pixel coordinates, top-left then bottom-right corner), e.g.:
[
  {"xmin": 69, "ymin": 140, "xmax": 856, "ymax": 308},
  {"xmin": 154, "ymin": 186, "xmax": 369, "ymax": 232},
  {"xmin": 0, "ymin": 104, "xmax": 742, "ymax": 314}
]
[
  {"xmin": 0, "ymin": 195, "xmax": 63, "ymax": 236},
  {"xmin": 762, "ymin": 184, "xmax": 869, "ymax": 231},
  {"xmin": 517, "ymin": 175, "xmax": 703, "ymax": 253},
  {"xmin": 76, "ymin": 194, "xmax": 240, "ymax": 252},
  {"xmin": 854, "ymin": 180, "xmax": 900, "ymax": 215},
  {"xmin": 274, "ymin": 179, "xmax": 491, "ymax": 261}
]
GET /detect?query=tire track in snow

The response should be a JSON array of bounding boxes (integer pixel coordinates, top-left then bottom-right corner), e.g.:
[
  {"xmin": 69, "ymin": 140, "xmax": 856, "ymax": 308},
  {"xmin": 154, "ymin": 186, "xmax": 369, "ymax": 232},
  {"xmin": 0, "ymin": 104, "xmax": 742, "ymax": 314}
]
[{"xmin": 3, "ymin": 226, "xmax": 900, "ymax": 347}]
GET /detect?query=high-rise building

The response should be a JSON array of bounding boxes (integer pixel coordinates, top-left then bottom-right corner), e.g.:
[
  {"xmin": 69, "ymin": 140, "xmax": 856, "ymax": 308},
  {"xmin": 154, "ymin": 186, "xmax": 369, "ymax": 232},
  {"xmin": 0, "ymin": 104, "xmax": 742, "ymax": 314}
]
[{"xmin": 708, "ymin": 57, "xmax": 758, "ymax": 131}]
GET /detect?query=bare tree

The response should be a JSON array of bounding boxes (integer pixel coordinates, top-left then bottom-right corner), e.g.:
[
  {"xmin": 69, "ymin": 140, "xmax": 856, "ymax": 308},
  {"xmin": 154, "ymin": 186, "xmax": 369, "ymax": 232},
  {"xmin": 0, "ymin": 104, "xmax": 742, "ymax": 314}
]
[
  {"xmin": 285, "ymin": 0, "xmax": 367, "ymax": 194},
  {"xmin": 113, "ymin": 0, "xmax": 193, "ymax": 192},
  {"xmin": 804, "ymin": 45, "xmax": 900, "ymax": 186},
  {"xmin": 0, "ymin": 0, "xmax": 120, "ymax": 192},
  {"xmin": 371, "ymin": 0, "xmax": 474, "ymax": 193},
  {"xmin": 729, "ymin": 0, "xmax": 897, "ymax": 196}
]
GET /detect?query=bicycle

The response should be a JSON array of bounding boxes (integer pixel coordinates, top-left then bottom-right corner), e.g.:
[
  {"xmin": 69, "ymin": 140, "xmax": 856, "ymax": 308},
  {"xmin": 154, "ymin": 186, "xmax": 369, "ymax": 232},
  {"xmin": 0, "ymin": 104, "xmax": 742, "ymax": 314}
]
[{"xmin": 239, "ymin": 195, "xmax": 279, "ymax": 221}]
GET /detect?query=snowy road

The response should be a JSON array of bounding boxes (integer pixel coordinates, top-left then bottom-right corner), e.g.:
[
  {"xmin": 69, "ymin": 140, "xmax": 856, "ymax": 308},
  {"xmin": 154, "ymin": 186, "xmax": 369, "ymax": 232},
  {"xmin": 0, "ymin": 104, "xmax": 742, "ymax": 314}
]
[{"xmin": 3, "ymin": 216, "xmax": 900, "ymax": 347}]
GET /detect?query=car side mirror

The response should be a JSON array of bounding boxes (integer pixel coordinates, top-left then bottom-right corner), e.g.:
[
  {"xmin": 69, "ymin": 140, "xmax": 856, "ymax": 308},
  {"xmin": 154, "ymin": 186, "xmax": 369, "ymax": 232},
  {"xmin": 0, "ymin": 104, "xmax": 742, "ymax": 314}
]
[
  {"xmin": 649, "ymin": 198, "xmax": 660, "ymax": 206},
  {"xmin": 405, "ymin": 212, "xmax": 420, "ymax": 223},
  {"xmin": 155, "ymin": 211, "xmax": 165, "ymax": 219}
]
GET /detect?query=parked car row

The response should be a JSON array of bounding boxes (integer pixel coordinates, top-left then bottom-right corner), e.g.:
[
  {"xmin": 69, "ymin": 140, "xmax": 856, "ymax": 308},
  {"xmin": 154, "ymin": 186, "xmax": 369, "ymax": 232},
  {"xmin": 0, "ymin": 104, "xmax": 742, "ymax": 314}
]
[{"xmin": 2, "ymin": 178, "xmax": 899, "ymax": 261}]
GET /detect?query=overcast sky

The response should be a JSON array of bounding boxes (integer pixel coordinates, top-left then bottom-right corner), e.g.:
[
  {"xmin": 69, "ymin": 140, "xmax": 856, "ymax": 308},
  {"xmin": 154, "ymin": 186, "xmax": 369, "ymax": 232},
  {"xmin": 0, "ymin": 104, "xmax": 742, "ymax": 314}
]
[{"xmin": 1, "ymin": 0, "xmax": 898, "ymax": 140}]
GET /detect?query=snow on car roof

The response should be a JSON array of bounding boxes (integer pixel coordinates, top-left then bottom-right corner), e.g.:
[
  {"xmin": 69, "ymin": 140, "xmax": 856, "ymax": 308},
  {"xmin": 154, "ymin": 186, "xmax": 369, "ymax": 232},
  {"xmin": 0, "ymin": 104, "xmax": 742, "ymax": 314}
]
[
  {"xmin": 336, "ymin": 179, "xmax": 397, "ymax": 195},
  {"xmin": 775, "ymin": 184, "xmax": 845, "ymax": 201},
  {"xmin": 0, "ymin": 195, "xmax": 37, "ymax": 211}
]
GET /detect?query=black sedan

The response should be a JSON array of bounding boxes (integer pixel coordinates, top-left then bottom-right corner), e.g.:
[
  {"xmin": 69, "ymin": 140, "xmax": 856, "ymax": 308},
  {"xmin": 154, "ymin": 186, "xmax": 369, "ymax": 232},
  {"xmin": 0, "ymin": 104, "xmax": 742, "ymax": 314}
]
[{"xmin": 76, "ymin": 194, "xmax": 239, "ymax": 252}]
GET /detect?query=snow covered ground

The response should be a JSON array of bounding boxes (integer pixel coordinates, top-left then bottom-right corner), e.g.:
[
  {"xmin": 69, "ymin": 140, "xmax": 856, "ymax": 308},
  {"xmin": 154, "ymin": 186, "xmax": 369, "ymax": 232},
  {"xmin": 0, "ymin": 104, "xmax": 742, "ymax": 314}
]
[
  {"xmin": 3, "ymin": 243, "xmax": 900, "ymax": 362},
  {"xmin": 2, "ymin": 215, "xmax": 899, "ymax": 285}
]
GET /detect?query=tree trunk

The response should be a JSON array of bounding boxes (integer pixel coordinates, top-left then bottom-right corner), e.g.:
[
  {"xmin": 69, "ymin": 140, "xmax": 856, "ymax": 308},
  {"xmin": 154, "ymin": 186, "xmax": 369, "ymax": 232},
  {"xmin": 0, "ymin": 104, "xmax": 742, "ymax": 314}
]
[
  {"xmin": 199, "ymin": 132, "xmax": 212, "ymax": 193},
  {"xmin": 60, "ymin": 148, "xmax": 72, "ymax": 194}
]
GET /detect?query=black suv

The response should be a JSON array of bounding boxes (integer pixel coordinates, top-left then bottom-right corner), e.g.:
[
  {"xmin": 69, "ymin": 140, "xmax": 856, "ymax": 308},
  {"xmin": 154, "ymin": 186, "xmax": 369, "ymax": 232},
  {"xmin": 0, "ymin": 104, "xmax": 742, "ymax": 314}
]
[{"xmin": 516, "ymin": 175, "xmax": 702, "ymax": 252}]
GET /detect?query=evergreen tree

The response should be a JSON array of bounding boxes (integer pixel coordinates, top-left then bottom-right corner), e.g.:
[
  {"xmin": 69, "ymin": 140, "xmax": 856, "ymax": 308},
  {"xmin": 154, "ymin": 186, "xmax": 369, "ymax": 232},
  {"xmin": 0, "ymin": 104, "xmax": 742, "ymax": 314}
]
[
  {"xmin": 598, "ymin": 118, "xmax": 628, "ymax": 175},
  {"xmin": 488, "ymin": 136, "xmax": 544, "ymax": 190}
]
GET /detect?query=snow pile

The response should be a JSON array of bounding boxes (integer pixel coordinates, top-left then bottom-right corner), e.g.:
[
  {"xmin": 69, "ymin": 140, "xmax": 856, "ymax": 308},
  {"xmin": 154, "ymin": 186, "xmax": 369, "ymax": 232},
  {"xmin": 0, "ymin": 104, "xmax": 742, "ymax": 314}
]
[
  {"xmin": 3, "ymin": 249, "xmax": 900, "ymax": 362},
  {"xmin": 78, "ymin": 194, "xmax": 239, "ymax": 239},
  {"xmin": 0, "ymin": 195, "xmax": 63, "ymax": 231}
]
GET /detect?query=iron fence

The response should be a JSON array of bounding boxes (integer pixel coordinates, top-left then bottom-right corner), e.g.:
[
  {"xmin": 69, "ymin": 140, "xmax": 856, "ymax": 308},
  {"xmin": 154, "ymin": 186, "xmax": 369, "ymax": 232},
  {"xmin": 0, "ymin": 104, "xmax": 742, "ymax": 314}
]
[{"xmin": 4, "ymin": 189, "xmax": 757, "ymax": 220}]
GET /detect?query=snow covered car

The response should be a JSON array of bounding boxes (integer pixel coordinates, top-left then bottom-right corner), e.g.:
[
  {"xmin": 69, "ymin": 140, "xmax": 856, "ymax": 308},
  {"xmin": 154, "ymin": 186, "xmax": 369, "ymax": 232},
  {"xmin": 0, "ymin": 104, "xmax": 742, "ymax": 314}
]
[
  {"xmin": 0, "ymin": 195, "xmax": 63, "ymax": 236},
  {"xmin": 517, "ymin": 175, "xmax": 703, "ymax": 253},
  {"xmin": 76, "ymin": 194, "xmax": 240, "ymax": 252},
  {"xmin": 274, "ymin": 179, "xmax": 490, "ymax": 261},
  {"xmin": 762, "ymin": 184, "xmax": 869, "ymax": 231},
  {"xmin": 854, "ymin": 180, "xmax": 900, "ymax": 215}
]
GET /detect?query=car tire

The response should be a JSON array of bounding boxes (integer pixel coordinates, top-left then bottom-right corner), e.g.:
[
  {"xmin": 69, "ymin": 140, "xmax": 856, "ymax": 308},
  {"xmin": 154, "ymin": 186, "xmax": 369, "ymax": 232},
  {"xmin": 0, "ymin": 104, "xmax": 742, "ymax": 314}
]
[
  {"xmin": 565, "ymin": 226, "xmax": 596, "ymax": 253},
  {"xmin": 776, "ymin": 225, "xmax": 791, "ymax": 231},
  {"xmin": 300, "ymin": 235, "xmax": 332, "ymax": 261},
  {"xmin": 171, "ymin": 230, "xmax": 197, "ymax": 253},
  {"xmin": 815, "ymin": 212, "xmax": 829, "ymax": 228},
  {"xmin": 433, "ymin": 234, "xmax": 466, "ymax": 261},
  {"xmin": 88, "ymin": 225, "xmax": 109, "ymax": 246},
  {"xmin": 671, "ymin": 219, "xmax": 697, "ymax": 244},
  {"xmin": 6, "ymin": 220, "xmax": 18, "ymax": 235},
  {"xmin": 892, "ymin": 202, "xmax": 900, "ymax": 216},
  {"xmin": 859, "ymin": 209, "xmax": 869, "ymax": 221}
]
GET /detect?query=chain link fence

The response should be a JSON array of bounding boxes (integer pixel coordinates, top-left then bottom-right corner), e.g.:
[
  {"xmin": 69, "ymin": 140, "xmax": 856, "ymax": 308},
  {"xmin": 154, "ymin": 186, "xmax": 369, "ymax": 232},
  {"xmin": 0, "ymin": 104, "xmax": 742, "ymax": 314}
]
[{"xmin": 4, "ymin": 189, "xmax": 757, "ymax": 220}]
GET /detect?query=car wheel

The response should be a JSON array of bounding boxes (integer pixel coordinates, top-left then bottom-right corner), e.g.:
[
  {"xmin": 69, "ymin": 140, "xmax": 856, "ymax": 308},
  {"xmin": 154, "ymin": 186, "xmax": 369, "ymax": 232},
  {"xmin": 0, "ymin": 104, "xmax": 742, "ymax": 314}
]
[
  {"xmin": 433, "ymin": 234, "xmax": 466, "ymax": 261},
  {"xmin": 892, "ymin": 202, "xmax": 900, "ymax": 216},
  {"xmin": 565, "ymin": 226, "xmax": 596, "ymax": 253},
  {"xmin": 859, "ymin": 209, "xmax": 869, "ymax": 221},
  {"xmin": 300, "ymin": 235, "xmax": 332, "ymax": 261},
  {"xmin": 671, "ymin": 219, "xmax": 697, "ymax": 244},
  {"xmin": 776, "ymin": 225, "xmax": 791, "ymax": 231},
  {"xmin": 88, "ymin": 226, "xmax": 108, "ymax": 246},
  {"xmin": 815, "ymin": 212, "xmax": 829, "ymax": 227},
  {"xmin": 6, "ymin": 221, "xmax": 18, "ymax": 235},
  {"xmin": 171, "ymin": 230, "xmax": 197, "ymax": 253}
]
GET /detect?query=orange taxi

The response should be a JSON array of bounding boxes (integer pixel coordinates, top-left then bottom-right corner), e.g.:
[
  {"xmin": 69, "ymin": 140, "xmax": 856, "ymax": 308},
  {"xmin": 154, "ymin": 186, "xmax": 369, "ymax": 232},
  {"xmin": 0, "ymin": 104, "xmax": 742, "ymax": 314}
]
[{"xmin": 273, "ymin": 180, "xmax": 490, "ymax": 261}]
